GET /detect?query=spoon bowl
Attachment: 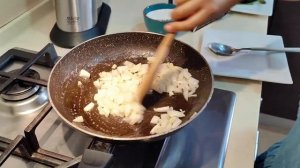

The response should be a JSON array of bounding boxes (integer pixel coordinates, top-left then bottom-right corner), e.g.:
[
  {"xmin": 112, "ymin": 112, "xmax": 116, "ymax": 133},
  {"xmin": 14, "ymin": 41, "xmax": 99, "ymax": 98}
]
[
  {"xmin": 208, "ymin": 43, "xmax": 236, "ymax": 56},
  {"xmin": 208, "ymin": 42, "xmax": 300, "ymax": 56}
]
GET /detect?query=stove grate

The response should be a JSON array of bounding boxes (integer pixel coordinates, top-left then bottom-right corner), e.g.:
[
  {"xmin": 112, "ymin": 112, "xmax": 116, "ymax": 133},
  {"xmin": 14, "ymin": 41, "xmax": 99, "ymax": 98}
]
[
  {"xmin": 0, "ymin": 43, "xmax": 58, "ymax": 93},
  {"xmin": 0, "ymin": 44, "xmax": 85, "ymax": 167}
]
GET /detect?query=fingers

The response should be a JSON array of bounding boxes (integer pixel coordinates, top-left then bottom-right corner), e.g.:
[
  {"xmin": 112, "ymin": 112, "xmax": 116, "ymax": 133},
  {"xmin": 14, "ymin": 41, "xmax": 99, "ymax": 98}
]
[
  {"xmin": 171, "ymin": 0, "xmax": 201, "ymax": 21},
  {"xmin": 165, "ymin": 0, "xmax": 239, "ymax": 32},
  {"xmin": 165, "ymin": 9, "xmax": 211, "ymax": 33}
]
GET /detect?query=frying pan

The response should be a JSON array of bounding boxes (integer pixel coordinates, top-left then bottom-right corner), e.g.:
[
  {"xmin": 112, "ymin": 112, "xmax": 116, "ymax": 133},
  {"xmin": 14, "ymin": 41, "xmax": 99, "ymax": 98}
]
[{"xmin": 48, "ymin": 32, "xmax": 213, "ymax": 142}]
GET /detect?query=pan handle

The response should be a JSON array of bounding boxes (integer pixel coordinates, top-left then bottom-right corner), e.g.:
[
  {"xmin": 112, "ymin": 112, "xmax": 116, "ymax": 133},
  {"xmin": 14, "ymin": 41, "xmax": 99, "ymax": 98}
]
[{"xmin": 78, "ymin": 149, "xmax": 113, "ymax": 168}]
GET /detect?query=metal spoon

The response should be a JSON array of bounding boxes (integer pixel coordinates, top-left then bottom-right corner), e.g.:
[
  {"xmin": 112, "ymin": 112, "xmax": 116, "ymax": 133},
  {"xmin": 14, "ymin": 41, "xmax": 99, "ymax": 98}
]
[{"xmin": 208, "ymin": 42, "xmax": 300, "ymax": 56}]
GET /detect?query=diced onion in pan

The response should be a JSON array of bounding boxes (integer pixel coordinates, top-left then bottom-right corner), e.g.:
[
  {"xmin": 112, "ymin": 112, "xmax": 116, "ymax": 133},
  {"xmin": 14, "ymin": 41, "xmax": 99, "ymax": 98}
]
[
  {"xmin": 91, "ymin": 61, "xmax": 198, "ymax": 126},
  {"xmin": 84, "ymin": 102, "xmax": 95, "ymax": 112},
  {"xmin": 154, "ymin": 106, "xmax": 172, "ymax": 112},
  {"xmin": 73, "ymin": 116, "xmax": 84, "ymax": 122},
  {"xmin": 79, "ymin": 69, "xmax": 90, "ymax": 79},
  {"xmin": 150, "ymin": 108, "xmax": 185, "ymax": 134},
  {"xmin": 150, "ymin": 114, "xmax": 183, "ymax": 134},
  {"xmin": 167, "ymin": 110, "xmax": 185, "ymax": 118},
  {"xmin": 150, "ymin": 116, "xmax": 160, "ymax": 124}
]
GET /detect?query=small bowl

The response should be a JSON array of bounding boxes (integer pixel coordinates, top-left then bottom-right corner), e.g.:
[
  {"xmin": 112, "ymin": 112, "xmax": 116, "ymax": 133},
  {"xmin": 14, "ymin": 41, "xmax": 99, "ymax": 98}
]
[{"xmin": 143, "ymin": 3, "xmax": 175, "ymax": 34}]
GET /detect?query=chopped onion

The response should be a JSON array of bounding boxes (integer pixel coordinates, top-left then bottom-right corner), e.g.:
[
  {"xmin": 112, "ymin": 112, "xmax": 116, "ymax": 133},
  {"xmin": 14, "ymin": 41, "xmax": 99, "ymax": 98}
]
[
  {"xmin": 73, "ymin": 116, "xmax": 84, "ymax": 122},
  {"xmin": 150, "ymin": 113, "xmax": 183, "ymax": 134},
  {"xmin": 150, "ymin": 107, "xmax": 185, "ymax": 134},
  {"xmin": 93, "ymin": 80, "xmax": 101, "ymax": 89},
  {"xmin": 154, "ymin": 106, "xmax": 172, "ymax": 112},
  {"xmin": 79, "ymin": 69, "xmax": 90, "ymax": 79},
  {"xmin": 92, "ymin": 61, "xmax": 198, "ymax": 126},
  {"xmin": 78, "ymin": 81, "xmax": 83, "ymax": 87},
  {"xmin": 84, "ymin": 102, "xmax": 95, "ymax": 112},
  {"xmin": 150, "ymin": 116, "xmax": 160, "ymax": 124},
  {"xmin": 167, "ymin": 110, "xmax": 185, "ymax": 118}
]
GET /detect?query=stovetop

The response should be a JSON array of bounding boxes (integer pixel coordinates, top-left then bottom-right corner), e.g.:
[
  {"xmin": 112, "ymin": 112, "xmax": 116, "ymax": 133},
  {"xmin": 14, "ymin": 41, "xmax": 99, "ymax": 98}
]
[{"xmin": 0, "ymin": 44, "xmax": 236, "ymax": 168}]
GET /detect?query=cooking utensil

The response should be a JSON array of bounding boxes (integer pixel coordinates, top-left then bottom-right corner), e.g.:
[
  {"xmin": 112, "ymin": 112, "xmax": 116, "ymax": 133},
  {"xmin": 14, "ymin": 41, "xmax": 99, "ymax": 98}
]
[
  {"xmin": 208, "ymin": 42, "xmax": 300, "ymax": 56},
  {"xmin": 136, "ymin": 33, "xmax": 175, "ymax": 102},
  {"xmin": 48, "ymin": 32, "xmax": 213, "ymax": 142}
]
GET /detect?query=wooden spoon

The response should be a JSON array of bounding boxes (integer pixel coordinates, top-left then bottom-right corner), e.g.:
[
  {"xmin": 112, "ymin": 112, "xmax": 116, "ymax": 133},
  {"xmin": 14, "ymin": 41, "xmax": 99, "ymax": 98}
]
[{"xmin": 136, "ymin": 33, "xmax": 176, "ymax": 103}]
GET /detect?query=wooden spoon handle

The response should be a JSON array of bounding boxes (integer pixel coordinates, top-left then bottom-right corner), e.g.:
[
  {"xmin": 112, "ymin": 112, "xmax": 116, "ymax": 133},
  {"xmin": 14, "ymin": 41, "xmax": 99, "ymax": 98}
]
[{"xmin": 136, "ymin": 33, "xmax": 176, "ymax": 102}]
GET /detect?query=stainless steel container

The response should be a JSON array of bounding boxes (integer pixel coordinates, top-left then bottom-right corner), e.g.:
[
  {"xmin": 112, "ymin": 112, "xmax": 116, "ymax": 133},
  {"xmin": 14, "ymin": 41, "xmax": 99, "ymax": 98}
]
[{"xmin": 54, "ymin": 0, "xmax": 102, "ymax": 32}]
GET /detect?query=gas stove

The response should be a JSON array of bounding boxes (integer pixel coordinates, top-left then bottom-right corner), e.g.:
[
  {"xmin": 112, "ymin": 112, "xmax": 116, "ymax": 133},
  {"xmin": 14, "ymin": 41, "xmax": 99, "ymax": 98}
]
[{"xmin": 0, "ymin": 44, "xmax": 236, "ymax": 168}]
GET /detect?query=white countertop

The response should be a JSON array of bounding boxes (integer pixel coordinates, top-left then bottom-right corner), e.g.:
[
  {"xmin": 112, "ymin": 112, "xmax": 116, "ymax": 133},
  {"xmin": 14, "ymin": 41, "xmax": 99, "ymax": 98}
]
[{"xmin": 0, "ymin": 0, "xmax": 267, "ymax": 167}]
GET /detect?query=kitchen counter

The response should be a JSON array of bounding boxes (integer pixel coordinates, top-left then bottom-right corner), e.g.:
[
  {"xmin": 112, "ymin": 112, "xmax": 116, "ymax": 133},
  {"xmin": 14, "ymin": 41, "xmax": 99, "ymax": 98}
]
[{"xmin": 0, "ymin": 0, "xmax": 267, "ymax": 167}]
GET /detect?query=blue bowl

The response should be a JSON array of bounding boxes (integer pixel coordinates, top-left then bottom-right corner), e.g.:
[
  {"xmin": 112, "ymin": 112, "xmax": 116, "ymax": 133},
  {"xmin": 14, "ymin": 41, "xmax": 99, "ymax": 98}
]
[{"xmin": 143, "ymin": 3, "xmax": 175, "ymax": 34}]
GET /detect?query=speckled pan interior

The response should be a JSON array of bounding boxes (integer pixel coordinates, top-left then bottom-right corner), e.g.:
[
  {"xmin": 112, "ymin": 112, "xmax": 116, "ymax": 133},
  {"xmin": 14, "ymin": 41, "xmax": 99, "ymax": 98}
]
[{"xmin": 48, "ymin": 32, "xmax": 213, "ymax": 142}]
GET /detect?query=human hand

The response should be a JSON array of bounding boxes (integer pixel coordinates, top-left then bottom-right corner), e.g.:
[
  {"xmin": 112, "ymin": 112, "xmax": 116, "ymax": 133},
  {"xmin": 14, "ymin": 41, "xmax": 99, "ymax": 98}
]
[{"xmin": 164, "ymin": 0, "xmax": 241, "ymax": 33}]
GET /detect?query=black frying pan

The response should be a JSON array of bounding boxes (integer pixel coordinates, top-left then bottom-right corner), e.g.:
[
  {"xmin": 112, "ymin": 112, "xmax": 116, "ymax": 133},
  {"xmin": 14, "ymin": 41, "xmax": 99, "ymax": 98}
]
[{"xmin": 48, "ymin": 32, "xmax": 213, "ymax": 142}]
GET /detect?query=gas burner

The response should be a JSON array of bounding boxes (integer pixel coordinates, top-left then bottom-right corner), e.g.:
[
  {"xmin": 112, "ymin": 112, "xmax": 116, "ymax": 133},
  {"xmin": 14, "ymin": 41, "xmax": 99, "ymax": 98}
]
[
  {"xmin": 1, "ymin": 69, "xmax": 41, "ymax": 101},
  {"xmin": 0, "ymin": 88, "xmax": 48, "ymax": 117},
  {"xmin": 0, "ymin": 69, "xmax": 48, "ymax": 116}
]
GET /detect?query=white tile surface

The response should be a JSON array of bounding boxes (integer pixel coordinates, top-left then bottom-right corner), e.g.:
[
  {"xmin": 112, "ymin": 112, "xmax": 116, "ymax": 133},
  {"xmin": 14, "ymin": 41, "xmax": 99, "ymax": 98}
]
[{"xmin": 201, "ymin": 29, "xmax": 293, "ymax": 84}]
